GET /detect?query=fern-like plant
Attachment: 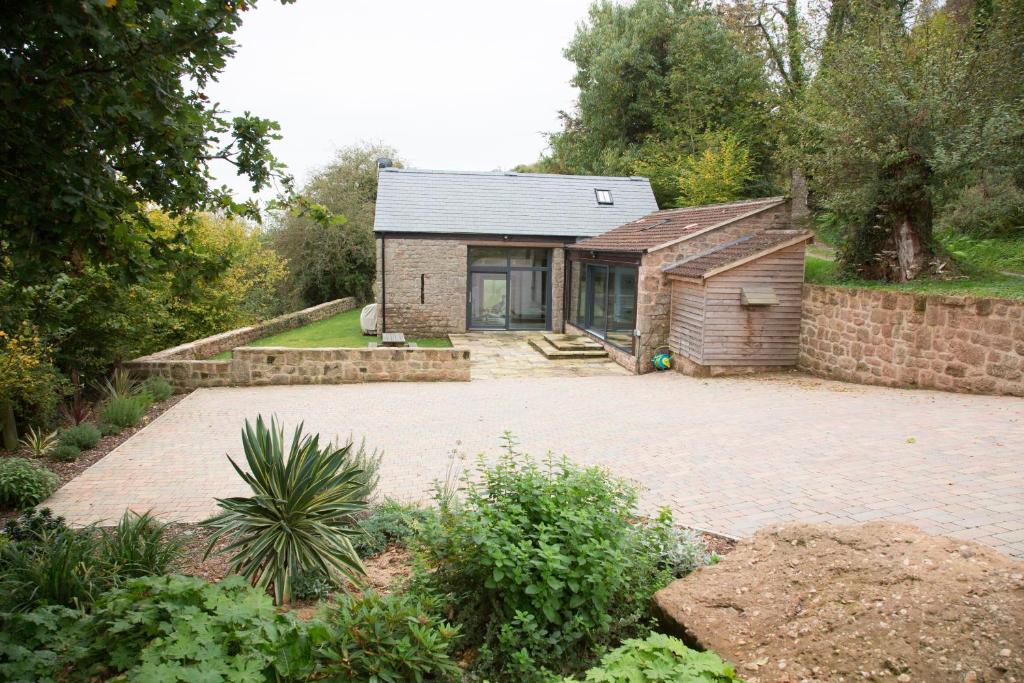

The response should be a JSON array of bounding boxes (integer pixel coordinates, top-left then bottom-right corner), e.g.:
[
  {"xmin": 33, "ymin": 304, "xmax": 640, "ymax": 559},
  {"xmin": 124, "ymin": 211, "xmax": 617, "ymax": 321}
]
[{"xmin": 201, "ymin": 416, "xmax": 368, "ymax": 604}]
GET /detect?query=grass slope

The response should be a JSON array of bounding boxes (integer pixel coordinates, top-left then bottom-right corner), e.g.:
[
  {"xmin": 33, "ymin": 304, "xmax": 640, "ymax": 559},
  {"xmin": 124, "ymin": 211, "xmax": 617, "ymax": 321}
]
[
  {"xmin": 209, "ymin": 308, "xmax": 451, "ymax": 359},
  {"xmin": 805, "ymin": 255, "xmax": 1024, "ymax": 299}
]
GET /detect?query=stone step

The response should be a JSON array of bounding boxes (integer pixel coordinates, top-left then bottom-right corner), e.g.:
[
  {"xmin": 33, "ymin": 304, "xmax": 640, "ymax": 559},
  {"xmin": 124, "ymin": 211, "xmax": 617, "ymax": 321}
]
[
  {"xmin": 529, "ymin": 337, "xmax": 609, "ymax": 360},
  {"xmin": 542, "ymin": 333, "xmax": 605, "ymax": 352}
]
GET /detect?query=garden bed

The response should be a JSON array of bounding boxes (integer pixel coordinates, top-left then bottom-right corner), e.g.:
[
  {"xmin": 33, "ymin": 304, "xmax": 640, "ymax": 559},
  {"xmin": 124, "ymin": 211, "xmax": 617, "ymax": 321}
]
[{"xmin": 0, "ymin": 392, "xmax": 185, "ymax": 522}]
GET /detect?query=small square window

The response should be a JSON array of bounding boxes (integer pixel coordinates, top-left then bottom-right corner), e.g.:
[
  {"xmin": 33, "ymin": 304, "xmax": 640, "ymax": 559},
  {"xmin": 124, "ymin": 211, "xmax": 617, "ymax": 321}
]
[{"xmin": 595, "ymin": 189, "xmax": 613, "ymax": 205}]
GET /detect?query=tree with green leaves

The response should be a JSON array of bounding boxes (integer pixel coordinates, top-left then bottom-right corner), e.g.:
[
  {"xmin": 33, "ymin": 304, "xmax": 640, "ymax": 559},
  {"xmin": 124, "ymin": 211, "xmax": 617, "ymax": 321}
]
[
  {"xmin": 0, "ymin": 0, "xmax": 327, "ymax": 385},
  {"xmin": 268, "ymin": 143, "xmax": 402, "ymax": 307},
  {"xmin": 542, "ymin": 0, "xmax": 777, "ymax": 207}
]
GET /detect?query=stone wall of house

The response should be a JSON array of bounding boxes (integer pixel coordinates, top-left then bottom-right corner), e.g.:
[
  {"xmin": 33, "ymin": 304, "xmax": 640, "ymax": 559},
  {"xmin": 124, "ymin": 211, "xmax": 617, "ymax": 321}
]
[
  {"xmin": 799, "ymin": 284, "xmax": 1024, "ymax": 396},
  {"xmin": 134, "ymin": 298, "xmax": 358, "ymax": 361},
  {"xmin": 128, "ymin": 346, "xmax": 470, "ymax": 390},
  {"xmin": 375, "ymin": 237, "xmax": 567, "ymax": 335},
  {"xmin": 376, "ymin": 237, "xmax": 468, "ymax": 336},
  {"xmin": 636, "ymin": 202, "xmax": 792, "ymax": 373}
]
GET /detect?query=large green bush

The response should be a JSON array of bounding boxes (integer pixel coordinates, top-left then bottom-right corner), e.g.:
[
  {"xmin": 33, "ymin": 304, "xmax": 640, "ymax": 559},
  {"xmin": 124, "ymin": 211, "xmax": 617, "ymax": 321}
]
[
  {"xmin": 564, "ymin": 632, "xmax": 742, "ymax": 682},
  {"xmin": 413, "ymin": 435, "xmax": 675, "ymax": 681},
  {"xmin": 0, "ymin": 458, "xmax": 59, "ymax": 509}
]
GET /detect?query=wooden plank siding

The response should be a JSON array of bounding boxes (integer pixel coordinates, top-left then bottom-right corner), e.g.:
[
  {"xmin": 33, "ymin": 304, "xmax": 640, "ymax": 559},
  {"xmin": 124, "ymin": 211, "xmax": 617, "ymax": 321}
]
[
  {"xmin": 668, "ymin": 243, "xmax": 806, "ymax": 367},
  {"xmin": 668, "ymin": 280, "xmax": 705, "ymax": 361}
]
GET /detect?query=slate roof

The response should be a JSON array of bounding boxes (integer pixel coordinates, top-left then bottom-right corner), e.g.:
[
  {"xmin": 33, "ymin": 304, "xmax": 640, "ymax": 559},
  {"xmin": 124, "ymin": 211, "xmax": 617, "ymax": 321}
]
[
  {"xmin": 662, "ymin": 230, "xmax": 813, "ymax": 279},
  {"xmin": 373, "ymin": 168, "xmax": 658, "ymax": 238},
  {"xmin": 566, "ymin": 197, "xmax": 787, "ymax": 253}
]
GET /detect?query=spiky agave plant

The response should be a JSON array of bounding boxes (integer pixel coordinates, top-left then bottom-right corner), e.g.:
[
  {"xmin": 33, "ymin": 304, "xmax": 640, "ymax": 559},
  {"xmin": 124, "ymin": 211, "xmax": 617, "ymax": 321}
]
[{"xmin": 201, "ymin": 416, "xmax": 368, "ymax": 604}]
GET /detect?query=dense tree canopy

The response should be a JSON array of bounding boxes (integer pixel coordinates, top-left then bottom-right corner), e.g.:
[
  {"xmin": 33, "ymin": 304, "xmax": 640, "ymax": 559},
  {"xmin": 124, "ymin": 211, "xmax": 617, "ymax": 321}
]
[
  {"xmin": 268, "ymin": 143, "xmax": 402, "ymax": 308},
  {"xmin": 0, "ymin": 0, "xmax": 301, "ymax": 288},
  {"xmin": 540, "ymin": 0, "xmax": 777, "ymax": 207},
  {"xmin": 529, "ymin": 0, "xmax": 1024, "ymax": 281}
]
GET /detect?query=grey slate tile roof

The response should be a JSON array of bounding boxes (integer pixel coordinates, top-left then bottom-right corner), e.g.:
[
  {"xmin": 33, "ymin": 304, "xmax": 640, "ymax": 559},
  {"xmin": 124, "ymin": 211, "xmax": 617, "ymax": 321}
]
[{"xmin": 373, "ymin": 168, "xmax": 659, "ymax": 238}]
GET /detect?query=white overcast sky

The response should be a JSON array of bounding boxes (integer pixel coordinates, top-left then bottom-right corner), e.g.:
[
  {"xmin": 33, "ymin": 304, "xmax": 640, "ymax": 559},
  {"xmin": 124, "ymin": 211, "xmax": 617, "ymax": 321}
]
[{"xmin": 206, "ymin": 0, "xmax": 596, "ymax": 200}]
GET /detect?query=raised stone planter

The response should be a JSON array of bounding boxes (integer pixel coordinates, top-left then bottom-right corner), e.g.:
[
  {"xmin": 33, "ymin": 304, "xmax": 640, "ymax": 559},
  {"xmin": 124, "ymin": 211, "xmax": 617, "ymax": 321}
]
[{"xmin": 124, "ymin": 298, "xmax": 471, "ymax": 389}]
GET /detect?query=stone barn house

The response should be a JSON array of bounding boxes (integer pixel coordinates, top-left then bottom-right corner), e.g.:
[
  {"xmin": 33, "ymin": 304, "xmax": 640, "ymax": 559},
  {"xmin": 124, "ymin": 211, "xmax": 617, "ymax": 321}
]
[{"xmin": 372, "ymin": 168, "xmax": 658, "ymax": 337}]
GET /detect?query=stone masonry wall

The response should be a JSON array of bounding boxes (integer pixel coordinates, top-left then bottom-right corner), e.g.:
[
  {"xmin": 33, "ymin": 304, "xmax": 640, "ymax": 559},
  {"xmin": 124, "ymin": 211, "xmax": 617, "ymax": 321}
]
[
  {"xmin": 799, "ymin": 284, "xmax": 1024, "ymax": 396},
  {"xmin": 377, "ymin": 237, "xmax": 467, "ymax": 336},
  {"xmin": 635, "ymin": 202, "xmax": 792, "ymax": 373},
  {"xmin": 376, "ymin": 237, "xmax": 567, "ymax": 335},
  {"xmin": 128, "ymin": 347, "xmax": 470, "ymax": 390},
  {"xmin": 135, "ymin": 298, "xmax": 358, "ymax": 361}
]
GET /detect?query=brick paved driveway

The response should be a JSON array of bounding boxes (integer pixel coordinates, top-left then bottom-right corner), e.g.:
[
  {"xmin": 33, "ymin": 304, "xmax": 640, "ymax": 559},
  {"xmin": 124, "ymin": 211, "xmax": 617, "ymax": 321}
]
[{"xmin": 46, "ymin": 373, "xmax": 1024, "ymax": 557}]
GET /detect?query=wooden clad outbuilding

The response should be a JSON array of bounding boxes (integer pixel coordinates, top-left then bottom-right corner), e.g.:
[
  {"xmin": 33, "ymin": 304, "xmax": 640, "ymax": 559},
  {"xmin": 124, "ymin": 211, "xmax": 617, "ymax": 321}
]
[{"xmin": 662, "ymin": 230, "xmax": 813, "ymax": 375}]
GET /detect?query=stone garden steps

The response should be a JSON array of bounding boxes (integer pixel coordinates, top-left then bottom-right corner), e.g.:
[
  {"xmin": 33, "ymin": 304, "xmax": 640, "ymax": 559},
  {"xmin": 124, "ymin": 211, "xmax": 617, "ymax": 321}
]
[{"xmin": 529, "ymin": 334, "xmax": 608, "ymax": 359}]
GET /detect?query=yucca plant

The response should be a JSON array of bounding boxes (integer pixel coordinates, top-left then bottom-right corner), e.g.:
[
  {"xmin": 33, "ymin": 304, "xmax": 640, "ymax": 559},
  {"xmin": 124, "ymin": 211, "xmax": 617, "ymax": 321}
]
[
  {"xmin": 19, "ymin": 426, "xmax": 59, "ymax": 458},
  {"xmin": 201, "ymin": 416, "xmax": 368, "ymax": 605}
]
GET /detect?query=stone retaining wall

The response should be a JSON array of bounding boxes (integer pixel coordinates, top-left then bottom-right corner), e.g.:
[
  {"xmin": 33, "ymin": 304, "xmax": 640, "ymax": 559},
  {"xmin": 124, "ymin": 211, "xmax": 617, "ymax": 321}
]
[
  {"xmin": 124, "ymin": 297, "xmax": 470, "ymax": 389},
  {"xmin": 127, "ymin": 347, "xmax": 470, "ymax": 390},
  {"xmin": 136, "ymin": 298, "xmax": 358, "ymax": 361},
  {"xmin": 799, "ymin": 284, "xmax": 1024, "ymax": 396}
]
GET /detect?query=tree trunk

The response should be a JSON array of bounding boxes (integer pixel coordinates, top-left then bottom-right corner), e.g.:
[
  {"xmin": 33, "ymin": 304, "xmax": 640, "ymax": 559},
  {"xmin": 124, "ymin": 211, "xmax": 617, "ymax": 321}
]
[
  {"xmin": 790, "ymin": 168, "xmax": 810, "ymax": 226},
  {"xmin": 1, "ymin": 402, "xmax": 17, "ymax": 451},
  {"xmin": 892, "ymin": 217, "xmax": 929, "ymax": 281}
]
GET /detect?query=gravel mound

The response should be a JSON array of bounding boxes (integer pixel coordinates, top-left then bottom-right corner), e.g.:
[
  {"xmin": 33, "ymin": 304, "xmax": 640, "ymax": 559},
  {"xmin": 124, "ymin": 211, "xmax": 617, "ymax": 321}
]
[{"xmin": 652, "ymin": 522, "xmax": 1024, "ymax": 682}]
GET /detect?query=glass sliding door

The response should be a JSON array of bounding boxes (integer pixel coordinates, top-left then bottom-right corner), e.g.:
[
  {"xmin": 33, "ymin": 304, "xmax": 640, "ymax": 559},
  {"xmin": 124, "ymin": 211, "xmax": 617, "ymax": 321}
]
[
  {"xmin": 467, "ymin": 247, "xmax": 551, "ymax": 330},
  {"xmin": 585, "ymin": 264, "xmax": 608, "ymax": 336},
  {"xmin": 570, "ymin": 258, "xmax": 638, "ymax": 354},
  {"xmin": 469, "ymin": 272, "xmax": 508, "ymax": 329},
  {"xmin": 509, "ymin": 270, "xmax": 548, "ymax": 330}
]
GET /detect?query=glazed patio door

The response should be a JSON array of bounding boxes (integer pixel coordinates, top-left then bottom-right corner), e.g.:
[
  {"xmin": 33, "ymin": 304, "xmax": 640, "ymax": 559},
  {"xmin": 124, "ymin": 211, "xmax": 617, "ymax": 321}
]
[{"xmin": 468, "ymin": 272, "xmax": 508, "ymax": 329}]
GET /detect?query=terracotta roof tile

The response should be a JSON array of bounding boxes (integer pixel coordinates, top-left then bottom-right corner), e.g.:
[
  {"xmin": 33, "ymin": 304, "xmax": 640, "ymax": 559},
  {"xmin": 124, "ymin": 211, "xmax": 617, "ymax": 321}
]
[
  {"xmin": 566, "ymin": 196, "xmax": 787, "ymax": 253},
  {"xmin": 662, "ymin": 230, "xmax": 813, "ymax": 279}
]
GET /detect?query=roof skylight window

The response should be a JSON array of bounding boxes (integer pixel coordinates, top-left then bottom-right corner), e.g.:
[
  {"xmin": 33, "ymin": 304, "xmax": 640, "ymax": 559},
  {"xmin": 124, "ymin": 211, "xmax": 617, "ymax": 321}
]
[{"xmin": 595, "ymin": 189, "xmax": 613, "ymax": 205}]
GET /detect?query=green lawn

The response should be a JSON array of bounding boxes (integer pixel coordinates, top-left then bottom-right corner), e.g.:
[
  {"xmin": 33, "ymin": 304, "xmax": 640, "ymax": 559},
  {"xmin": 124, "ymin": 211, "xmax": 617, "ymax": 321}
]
[
  {"xmin": 805, "ymin": 255, "xmax": 1024, "ymax": 299},
  {"xmin": 208, "ymin": 308, "xmax": 451, "ymax": 359}
]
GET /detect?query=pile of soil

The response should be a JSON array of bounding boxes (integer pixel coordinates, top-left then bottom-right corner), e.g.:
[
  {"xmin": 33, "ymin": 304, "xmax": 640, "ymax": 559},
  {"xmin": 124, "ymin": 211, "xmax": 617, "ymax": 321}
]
[{"xmin": 653, "ymin": 522, "xmax": 1024, "ymax": 682}]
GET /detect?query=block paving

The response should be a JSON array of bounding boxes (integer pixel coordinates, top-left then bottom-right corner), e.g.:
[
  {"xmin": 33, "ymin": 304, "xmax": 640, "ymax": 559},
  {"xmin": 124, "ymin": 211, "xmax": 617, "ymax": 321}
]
[{"xmin": 45, "ymin": 370, "xmax": 1024, "ymax": 558}]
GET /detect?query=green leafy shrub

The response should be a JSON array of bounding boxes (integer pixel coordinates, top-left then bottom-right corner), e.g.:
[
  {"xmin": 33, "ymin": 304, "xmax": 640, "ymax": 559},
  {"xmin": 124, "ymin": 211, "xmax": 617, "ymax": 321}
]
[
  {"xmin": 292, "ymin": 569, "xmax": 335, "ymax": 602},
  {"xmin": 639, "ymin": 509, "xmax": 718, "ymax": 579},
  {"xmin": 49, "ymin": 443, "xmax": 80, "ymax": 462},
  {"xmin": 59, "ymin": 423, "xmax": 101, "ymax": 450},
  {"xmin": 140, "ymin": 376, "xmax": 173, "ymax": 403},
  {"xmin": 565, "ymin": 632, "xmax": 741, "ymax": 682},
  {"xmin": 1, "ymin": 508, "xmax": 67, "ymax": 542},
  {"xmin": 202, "ymin": 416, "xmax": 369, "ymax": 604},
  {"xmin": 414, "ymin": 435, "xmax": 672, "ymax": 681},
  {"xmin": 87, "ymin": 575, "xmax": 312, "ymax": 680},
  {"xmin": 315, "ymin": 591, "xmax": 461, "ymax": 682},
  {"xmin": 98, "ymin": 510, "xmax": 182, "ymax": 578},
  {"xmin": 98, "ymin": 395, "xmax": 148, "ymax": 429},
  {"xmin": 345, "ymin": 436, "xmax": 382, "ymax": 502},
  {"xmin": 0, "ymin": 604, "xmax": 86, "ymax": 682},
  {"xmin": 18, "ymin": 426, "xmax": 59, "ymax": 458},
  {"xmin": 0, "ymin": 527, "xmax": 106, "ymax": 611},
  {"xmin": 0, "ymin": 510, "xmax": 182, "ymax": 612},
  {"xmin": 0, "ymin": 458, "xmax": 59, "ymax": 509},
  {"xmin": 98, "ymin": 423, "xmax": 120, "ymax": 437},
  {"xmin": 353, "ymin": 499, "xmax": 436, "ymax": 557}
]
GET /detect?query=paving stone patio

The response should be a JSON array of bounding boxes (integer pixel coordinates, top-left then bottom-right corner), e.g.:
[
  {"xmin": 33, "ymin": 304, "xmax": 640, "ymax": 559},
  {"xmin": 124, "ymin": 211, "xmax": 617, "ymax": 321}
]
[
  {"xmin": 449, "ymin": 331, "xmax": 630, "ymax": 379},
  {"xmin": 45, "ymin": 372, "xmax": 1024, "ymax": 558}
]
